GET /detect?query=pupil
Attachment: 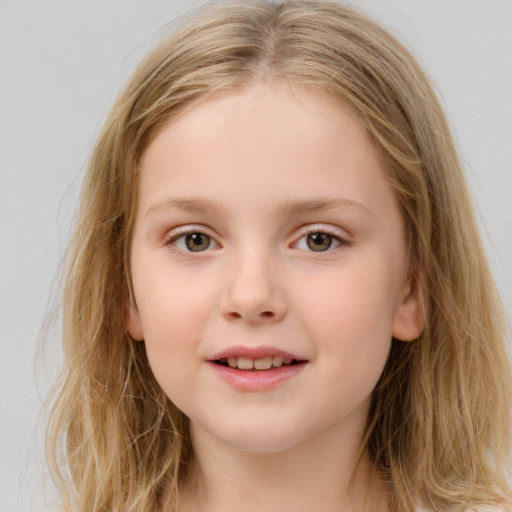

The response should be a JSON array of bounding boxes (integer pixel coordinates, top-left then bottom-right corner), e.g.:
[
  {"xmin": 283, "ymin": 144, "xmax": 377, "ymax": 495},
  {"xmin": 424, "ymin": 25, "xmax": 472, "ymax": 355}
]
[
  {"xmin": 185, "ymin": 233, "xmax": 210, "ymax": 252},
  {"xmin": 307, "ymin": 233, "xmax": 332, "ymax": 252}
]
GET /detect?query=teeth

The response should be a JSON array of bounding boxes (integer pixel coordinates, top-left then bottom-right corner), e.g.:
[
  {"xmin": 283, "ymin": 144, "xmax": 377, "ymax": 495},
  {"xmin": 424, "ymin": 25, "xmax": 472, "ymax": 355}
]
[
  {"xmin": 237, "ymin": 357, "xmax": 254, "ymax": 370},
  {"xmin": 254, "ymin": 356, "xmax": 273, "ymax": 370},
  {"xmin": 221, "ymin": 356, "xmax": 295, "ymax": 370},
  {"xmin": 272, "ymin": 356, "xmax": 284, "ymax": 367}
]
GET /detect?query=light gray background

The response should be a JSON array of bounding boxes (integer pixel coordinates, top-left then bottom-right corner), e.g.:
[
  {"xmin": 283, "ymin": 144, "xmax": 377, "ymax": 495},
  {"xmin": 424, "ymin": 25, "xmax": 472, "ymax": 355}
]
[{"xmin": 1, "ymin": 1, "xmax": 511, "ymax": 510}]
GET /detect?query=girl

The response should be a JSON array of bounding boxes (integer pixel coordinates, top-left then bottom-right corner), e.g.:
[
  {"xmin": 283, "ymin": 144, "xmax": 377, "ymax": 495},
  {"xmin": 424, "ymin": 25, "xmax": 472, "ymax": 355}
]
[{"xmin": 46, "ymin": 1, "xmax": 512, "ymax": 511}]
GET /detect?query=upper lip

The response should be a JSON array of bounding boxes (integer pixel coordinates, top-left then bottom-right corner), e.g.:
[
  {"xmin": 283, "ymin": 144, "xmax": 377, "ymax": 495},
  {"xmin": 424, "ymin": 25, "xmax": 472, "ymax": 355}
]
[{"xmin": 210, "ymin": 345, "xmax": 306, "ymax": 361}]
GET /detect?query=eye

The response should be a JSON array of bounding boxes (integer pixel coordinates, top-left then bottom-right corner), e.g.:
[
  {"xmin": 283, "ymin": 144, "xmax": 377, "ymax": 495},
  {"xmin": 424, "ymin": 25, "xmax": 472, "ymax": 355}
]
[
  {"xmin": 295, "ymin": 230, "xmax": 344, "ymax": 252},
  {"xmin": 169, "ymin": 231, "xmax": 218, "ymax": 253}
]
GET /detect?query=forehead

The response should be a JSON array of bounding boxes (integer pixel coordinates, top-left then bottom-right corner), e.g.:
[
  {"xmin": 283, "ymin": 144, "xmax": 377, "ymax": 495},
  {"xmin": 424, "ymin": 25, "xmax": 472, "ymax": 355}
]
[{"xmin": 137, "ymin": 82, "xmax": 397, "ymax": 222}]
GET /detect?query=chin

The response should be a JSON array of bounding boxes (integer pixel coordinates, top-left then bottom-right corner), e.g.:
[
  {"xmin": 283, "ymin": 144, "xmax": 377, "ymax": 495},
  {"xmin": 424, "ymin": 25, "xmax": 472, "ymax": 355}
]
[
  {"xmin": 197, "ymin": 418, "xmax": 307, "ymax": 454},
  {"xmin": 241, "ymin": 422, "xmax": 331, "ymax": 455}
]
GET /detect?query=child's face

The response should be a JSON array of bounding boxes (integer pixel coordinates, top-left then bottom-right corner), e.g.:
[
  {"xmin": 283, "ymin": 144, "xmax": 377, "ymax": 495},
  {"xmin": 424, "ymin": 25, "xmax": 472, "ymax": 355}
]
[{"xmin": 128, "ymin": 83, "xmax": 423, "ymax": 453}]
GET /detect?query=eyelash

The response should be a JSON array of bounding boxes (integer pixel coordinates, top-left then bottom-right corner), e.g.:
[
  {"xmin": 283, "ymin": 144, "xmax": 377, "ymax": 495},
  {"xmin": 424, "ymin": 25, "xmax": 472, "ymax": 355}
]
[
  {"xmin": 165, "ymin": 226, "xmax": 220, "ymax": 255},
  {"xmin": 165, "ymin": 225, "xmax": 349, "ymax": 255},
  {"xmin": 293, "ymin": 226, "xmax": 349, "ymax": 253}
]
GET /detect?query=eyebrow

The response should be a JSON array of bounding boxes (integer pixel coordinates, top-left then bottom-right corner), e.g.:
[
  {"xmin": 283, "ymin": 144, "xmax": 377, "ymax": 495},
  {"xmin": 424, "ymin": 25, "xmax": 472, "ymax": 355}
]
[
  {"xmin": 146, "ymin": 196, "xmax": 374, "ymax": 219},
  {"xmin": 277, "ymin": 198, "xmax": 374, "ymax": 218},
  {"xmin": 146, "ymin": 197, "xmax": 225, "ymax": 217}
]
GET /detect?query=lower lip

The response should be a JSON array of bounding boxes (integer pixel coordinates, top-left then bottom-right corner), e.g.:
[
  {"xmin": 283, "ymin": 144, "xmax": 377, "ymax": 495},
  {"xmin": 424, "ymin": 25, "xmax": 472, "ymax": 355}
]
[{"xmin": 208, "ymin": 361, "xmax": 307, "ymax": 391}]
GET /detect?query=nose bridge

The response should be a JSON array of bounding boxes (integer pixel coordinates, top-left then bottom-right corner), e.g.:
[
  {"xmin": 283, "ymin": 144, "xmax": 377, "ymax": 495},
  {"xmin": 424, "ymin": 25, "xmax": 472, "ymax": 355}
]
[{"xmin": 222, "ymin": 240, "xmax": 286, "ymax": 323}]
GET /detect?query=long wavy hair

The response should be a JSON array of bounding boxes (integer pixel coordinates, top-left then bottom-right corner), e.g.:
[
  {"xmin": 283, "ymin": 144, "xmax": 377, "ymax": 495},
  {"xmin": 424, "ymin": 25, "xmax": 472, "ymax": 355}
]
[{"xmin": 46, "ymin": 1, "xmax": 512, "ymax": 511}]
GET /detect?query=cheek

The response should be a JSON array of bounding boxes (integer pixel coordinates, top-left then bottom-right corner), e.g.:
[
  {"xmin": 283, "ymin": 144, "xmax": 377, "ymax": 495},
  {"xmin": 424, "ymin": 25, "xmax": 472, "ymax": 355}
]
[
  {"xmin": 134, "ymin": 260, "xmax": 217, "ymax": 337},
  {"xmin": 138, "ymin": 287, "xmax": 209, "ymax": 410},
  {"xmin": 295, "ymin": 257, "xmax": 397, "ymax": 363},
  {"xmin": 286, "ymin": 261, "xmax": 396, "ymax": 426},
  {"xmin": 133, "ymin": 268, "xmax": 218, "ymax": 383}
]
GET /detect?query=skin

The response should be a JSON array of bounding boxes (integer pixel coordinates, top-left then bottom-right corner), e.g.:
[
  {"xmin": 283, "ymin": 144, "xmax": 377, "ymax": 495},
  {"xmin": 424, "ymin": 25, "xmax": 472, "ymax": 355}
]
[{"xmin": 128, "ymin": 83, "xmax": 423, "ymax": 511}]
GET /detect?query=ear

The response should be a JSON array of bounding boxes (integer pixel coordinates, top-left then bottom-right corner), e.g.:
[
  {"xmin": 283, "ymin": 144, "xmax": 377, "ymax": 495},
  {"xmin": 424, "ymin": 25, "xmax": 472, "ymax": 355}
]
[
  {"xmin": 126, "ymin": 302, "xmax": 144, "ymax": 341},
  {"xmin": 392, "ymin": 274, "xmax": 425, "ymax": 342}
]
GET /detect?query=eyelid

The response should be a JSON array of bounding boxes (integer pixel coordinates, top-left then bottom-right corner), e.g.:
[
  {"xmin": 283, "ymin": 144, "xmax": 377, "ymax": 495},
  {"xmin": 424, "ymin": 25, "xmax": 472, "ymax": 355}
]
[
  {"xmin": 164, "ymin": 225, "xmax": 221, "ymax": 253},
  {"xmin": 292, "ymin": 224, "xmax": 351, "ymax": 249},
  {"xmin": 163, "ymin": 223, "xmax": 350, "ymax": 253}
]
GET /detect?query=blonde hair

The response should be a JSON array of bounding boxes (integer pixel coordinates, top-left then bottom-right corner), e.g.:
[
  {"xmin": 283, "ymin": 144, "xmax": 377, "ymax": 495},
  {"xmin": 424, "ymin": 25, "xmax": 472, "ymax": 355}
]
[{"xmin": 47, "ymin": 1, "xmax": 512, "ymax": 511}]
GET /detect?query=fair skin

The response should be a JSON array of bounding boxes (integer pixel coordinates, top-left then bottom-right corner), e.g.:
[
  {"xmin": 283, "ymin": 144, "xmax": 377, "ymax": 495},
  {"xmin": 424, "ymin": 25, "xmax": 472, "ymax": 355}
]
[{"xmin": 128, "ymin": 83, "xmax": 423, "ymax": 512}]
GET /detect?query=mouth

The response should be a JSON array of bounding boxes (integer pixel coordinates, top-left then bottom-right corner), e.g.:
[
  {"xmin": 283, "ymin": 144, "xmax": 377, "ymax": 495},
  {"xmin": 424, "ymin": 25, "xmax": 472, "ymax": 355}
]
[
  {"xmin": 213, "ymin": 356, "xmax": 304, "ymax": 371},
  {"xmin": 208, "ymin": 346, "xmax": 308, "ymax": 390}
]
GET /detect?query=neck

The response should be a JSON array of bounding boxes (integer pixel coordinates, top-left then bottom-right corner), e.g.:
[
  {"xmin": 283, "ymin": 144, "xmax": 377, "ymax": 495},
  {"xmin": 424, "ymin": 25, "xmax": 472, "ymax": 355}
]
[{"xmin": 178, "ymin": 421, "xmax": 388, "ymax": 512}]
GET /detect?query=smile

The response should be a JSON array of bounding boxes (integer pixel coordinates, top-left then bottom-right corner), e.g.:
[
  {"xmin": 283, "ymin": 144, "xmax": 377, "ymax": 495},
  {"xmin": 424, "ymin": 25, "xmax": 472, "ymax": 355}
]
[
  {"xmin": 215, "ymin": 356, "xmax": 299, "ymax": 370},
  {"xmin": 208, "ymin": 346, "xmax": 308, "ymax": 391}
]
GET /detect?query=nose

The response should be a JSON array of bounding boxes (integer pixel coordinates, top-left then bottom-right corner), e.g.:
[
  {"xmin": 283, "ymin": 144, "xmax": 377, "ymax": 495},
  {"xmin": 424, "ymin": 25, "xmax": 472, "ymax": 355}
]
[{"xmin": 220, "ymin": 250, "xmax": 287, "ymax": 325}]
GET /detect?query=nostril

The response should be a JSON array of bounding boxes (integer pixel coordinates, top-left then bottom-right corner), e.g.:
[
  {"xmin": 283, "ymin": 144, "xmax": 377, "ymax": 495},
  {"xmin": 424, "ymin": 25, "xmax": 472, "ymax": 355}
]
[{"xmin": 261, "ymin": 311, "xmax": 274, "ymax": 318}]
